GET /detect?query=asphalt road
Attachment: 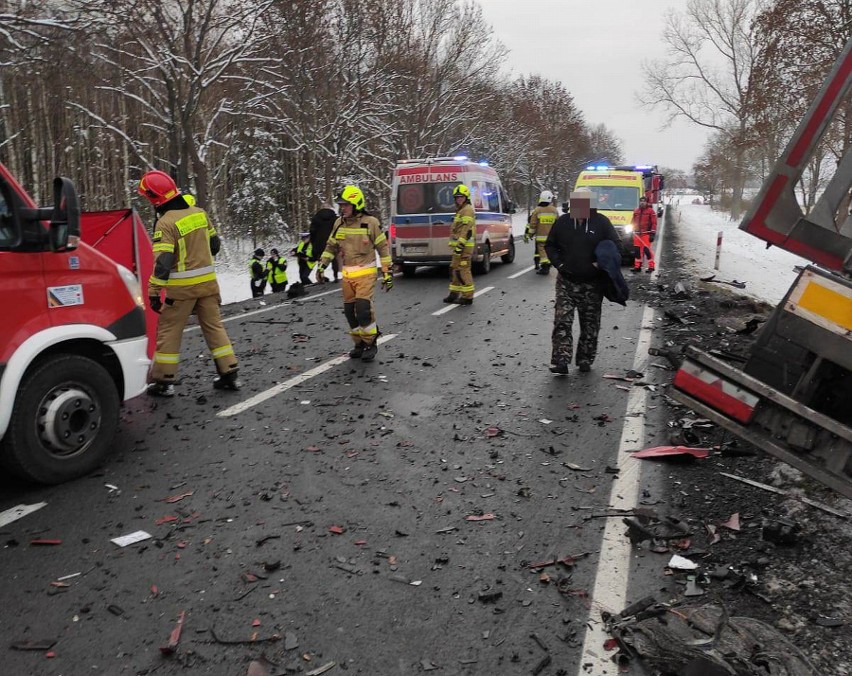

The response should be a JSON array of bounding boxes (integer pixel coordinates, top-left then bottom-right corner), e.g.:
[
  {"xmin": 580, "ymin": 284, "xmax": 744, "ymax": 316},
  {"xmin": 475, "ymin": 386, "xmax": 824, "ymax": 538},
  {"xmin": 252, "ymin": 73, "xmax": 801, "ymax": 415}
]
[{"xmin": 0, "ymin": 230, "xmax": 674, "ymax": 676}]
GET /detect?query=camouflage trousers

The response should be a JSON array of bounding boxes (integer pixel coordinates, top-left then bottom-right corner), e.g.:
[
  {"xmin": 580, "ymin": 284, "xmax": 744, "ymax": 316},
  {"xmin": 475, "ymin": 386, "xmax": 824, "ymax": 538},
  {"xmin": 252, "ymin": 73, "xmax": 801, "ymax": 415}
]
[{"xmin": 551, "ymin": 275, "xmax": 603, "ymax": 366}]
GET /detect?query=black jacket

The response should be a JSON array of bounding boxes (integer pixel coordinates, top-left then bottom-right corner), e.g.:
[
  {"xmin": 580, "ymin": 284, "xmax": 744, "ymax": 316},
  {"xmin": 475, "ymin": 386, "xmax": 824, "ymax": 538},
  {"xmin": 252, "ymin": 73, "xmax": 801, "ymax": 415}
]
[
  {"xmin": 544, "ymin": 210, "xmax": 621, "ymax": 282},
  {"xmin": 309, "ymin": 208, "xmax": 338, "ymax": 260},
  {"xmin": 595, "ymin": 240, "xmax": 629, "ymax": 305}
]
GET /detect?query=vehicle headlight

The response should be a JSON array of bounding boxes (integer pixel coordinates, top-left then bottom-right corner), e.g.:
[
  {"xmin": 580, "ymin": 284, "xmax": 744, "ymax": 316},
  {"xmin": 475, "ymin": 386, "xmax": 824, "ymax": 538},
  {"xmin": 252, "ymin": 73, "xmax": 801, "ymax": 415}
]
[
  {"xmin": 116, "ymin": 264, "xmax": 145, "ymax": 309},
  {"xmin": 623, "ymin": 224, "xmax": 634, "ymax": 233}
]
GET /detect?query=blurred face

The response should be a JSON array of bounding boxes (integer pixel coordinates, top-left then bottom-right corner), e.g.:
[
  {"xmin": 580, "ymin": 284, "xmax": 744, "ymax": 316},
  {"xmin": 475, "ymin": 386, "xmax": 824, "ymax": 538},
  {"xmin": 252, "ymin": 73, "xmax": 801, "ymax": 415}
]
[
  {"xmin": 454, "ymin": 194, "xmax": 466, "ymax": 208},
  {"xmin": 339, "ymin": 202, "xmax": 354, "ymax": 218},
  {"xmin": 569, "ymin": 196, "xmax": 590, "ymax": 220},
  {"xmin": 640, "ymin": 199, "xmax": 648, "ymax": 208}
]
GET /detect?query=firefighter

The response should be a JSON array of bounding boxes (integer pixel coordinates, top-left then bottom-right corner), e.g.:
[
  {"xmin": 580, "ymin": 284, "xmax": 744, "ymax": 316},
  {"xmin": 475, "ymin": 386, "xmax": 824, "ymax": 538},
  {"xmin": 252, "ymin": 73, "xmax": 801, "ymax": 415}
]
[
  {"xmin": 315, "ymin": 185, "xmax": 392, "ymax": 362},
  {"xmin": 525, "ymin": 190, "xmax": 559, "ymax": 274},
  {"xmin": 631, "ymin": 194, "xmax": 657, "ymax": 273},
  {"xmin": 443, "ymin": 184, "xmax": 476, "ymax": 305},
  {"xmin": 266, "ymin": 248, "xmax": 288, "ymax": 292},
  {"xmin": 250, "ymin": 248, "xmax": 266, "ymax": 297},
  {"xmin": 294, "ymin": 232, "xmax": 315, "ymax": 285},
  {"xmin": 138, "ymin": 170, "xmax": 239, "ymax": 396}
]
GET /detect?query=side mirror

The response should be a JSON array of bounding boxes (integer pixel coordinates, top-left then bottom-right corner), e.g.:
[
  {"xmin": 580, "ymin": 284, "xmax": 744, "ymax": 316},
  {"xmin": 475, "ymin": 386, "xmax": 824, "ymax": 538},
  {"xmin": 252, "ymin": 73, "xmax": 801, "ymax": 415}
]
[
  {"xmin": 47, "ymin": 177, "xmax": 80, "ymax": 252},
  {"xmin": 504, "ymin": 200, "xmax": 517, "ymax": 214}
]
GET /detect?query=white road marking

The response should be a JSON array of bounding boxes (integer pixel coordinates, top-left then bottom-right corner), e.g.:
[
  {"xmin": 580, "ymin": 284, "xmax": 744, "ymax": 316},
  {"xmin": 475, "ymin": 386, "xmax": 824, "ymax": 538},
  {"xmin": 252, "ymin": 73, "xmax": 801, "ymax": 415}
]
[
  {"xmin": 575, "ymin": 210, "xmax": 672, "ymax": 674},
  {"xmin": 185, "ymin": 287, "xmax": 340, "ymax": 333},
  {"xmin": 508, "ymin": 264, "xmax": 536, "ymax": 279},
  {"xmin": 431, "ymin": 286, "xmax": 495, "ymax": 316},
  {"xmin": 216, "ymin": 334, "xmax": 398, "ymax": 417},
  {"xmin": 576, "ymin": 304, "xmax": 654, "ymax": 674}
]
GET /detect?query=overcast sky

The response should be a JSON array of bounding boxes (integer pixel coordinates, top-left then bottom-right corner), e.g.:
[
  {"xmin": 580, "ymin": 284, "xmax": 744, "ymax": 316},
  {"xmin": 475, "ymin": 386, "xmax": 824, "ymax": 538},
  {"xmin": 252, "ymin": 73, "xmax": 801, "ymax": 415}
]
[{"xmin": 479, "ymin": 0, "xmax": 709, "ymax": 173}]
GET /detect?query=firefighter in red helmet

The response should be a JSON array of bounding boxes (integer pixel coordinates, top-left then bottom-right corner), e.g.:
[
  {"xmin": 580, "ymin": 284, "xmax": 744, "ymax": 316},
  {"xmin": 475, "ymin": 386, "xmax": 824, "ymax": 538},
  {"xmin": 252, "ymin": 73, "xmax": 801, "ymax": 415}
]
[{"xmin": 138, "ymin": 170, "xmax": 239, "ymax": 396}]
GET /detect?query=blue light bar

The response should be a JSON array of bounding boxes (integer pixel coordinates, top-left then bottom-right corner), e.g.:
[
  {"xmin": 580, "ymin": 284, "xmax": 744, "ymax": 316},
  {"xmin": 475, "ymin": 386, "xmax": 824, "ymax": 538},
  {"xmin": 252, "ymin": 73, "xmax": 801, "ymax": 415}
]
[
  {"xmin": 478, "ymin": 160, "xmax": 489, "ymax": 166},
  {"xmin": 453, "ymin": 155, "xmax": 468, "ymax": 161},
  {"xmin": 595, "ymin": 165, "xmax": 609, "ymax": 171}
]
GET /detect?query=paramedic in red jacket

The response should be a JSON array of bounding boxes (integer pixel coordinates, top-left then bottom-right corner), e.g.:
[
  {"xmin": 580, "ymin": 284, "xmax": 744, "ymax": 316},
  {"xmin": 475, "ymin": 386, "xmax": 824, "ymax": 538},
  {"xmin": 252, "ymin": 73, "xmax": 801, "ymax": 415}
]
[{"xmin": 631, "ymin": 195, "xmax": 657, "ymax": 273}]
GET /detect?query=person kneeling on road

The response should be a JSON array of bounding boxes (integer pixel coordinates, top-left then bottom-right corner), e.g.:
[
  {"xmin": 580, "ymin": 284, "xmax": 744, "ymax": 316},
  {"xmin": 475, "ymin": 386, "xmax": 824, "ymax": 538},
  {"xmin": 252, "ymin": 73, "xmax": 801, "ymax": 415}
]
[
  {"xmin": 315, "ymin": 185, "xmax": 393, "ymax": 362},
  {"xmin": 138, "ymin": 170, "xmax": 240, "ymax": 396}
]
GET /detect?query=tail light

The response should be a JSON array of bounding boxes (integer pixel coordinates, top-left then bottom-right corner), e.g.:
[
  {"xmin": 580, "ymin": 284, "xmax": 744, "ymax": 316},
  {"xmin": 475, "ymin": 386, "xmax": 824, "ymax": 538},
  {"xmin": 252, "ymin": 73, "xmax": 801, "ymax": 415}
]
[{"xmin": 389, "ymin": 223, "xmax": 396, "ymax": 241}]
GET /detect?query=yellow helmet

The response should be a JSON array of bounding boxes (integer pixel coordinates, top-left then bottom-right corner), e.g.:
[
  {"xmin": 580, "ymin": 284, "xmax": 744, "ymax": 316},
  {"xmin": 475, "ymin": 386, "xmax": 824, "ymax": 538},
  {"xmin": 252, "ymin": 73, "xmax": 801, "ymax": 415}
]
[
  {"xmin": 453, "ymin": 184, "xmax": 471, "ymax": 200},
  {"xmin": 337, "ymin": 185, "xmax": 365, "ymax": 211}
]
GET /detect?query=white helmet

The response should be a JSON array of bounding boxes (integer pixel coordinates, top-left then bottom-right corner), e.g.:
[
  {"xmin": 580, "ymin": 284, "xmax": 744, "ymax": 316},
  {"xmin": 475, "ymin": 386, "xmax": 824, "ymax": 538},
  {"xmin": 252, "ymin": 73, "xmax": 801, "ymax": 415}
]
[{"xmin": 539, "ymin": 190, "xmax": 554, "ymax": 203}]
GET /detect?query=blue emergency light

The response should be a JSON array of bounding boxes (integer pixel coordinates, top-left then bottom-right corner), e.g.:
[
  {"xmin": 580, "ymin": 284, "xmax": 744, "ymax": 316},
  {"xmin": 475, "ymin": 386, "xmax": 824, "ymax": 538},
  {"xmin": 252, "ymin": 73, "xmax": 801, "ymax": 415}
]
[{"xmin": 453, "ymin": 155, "xmax": 468, "ymax": 161}]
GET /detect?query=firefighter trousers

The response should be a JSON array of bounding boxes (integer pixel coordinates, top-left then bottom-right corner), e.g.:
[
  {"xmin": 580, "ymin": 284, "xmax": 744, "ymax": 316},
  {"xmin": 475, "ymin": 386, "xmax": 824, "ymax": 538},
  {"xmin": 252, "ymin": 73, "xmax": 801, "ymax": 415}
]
[
  {"xmin": 535, "ymin": 238, "xmax": 550, "ymax": 265},
  {"xmin": 633, "ymin": 232, "xmax": 655, "ymax": 270},
  {"xmin": 551, "ymin": 276, "xmax": 603, "ymax": 367},
  {"xmin": 341, "ymin": 274, "xmax": 378, "ymax": 346},
  {"xmin": 151, "ymin": 294, "xmax": 238, "ymax": 383},
  {"xmin": 448, "ymin": 253, "xmax": 474, "ymax": 300}
]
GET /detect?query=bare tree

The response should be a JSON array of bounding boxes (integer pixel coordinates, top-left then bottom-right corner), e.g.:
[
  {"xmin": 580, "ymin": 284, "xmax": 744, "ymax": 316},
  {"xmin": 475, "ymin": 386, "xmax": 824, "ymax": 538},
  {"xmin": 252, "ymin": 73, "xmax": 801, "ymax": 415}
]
[{"xmin": 640, "ymin": 0, "xmax": 770, "ymax": 217}]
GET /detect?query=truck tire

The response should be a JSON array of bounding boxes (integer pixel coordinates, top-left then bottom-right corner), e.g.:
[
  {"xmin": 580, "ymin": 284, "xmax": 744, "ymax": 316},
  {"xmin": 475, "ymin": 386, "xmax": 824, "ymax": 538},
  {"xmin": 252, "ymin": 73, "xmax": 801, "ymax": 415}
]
[
  {"xmin": 474, "ymin": 242, "xmax": 491, "ymax": 275},
  {"xmin": 501, "ymin": 236, "xmax": 516, "ymax": 264},
  {"xmin": 401, "ymin": 264, "xmax": 417, "ymax": 277},
  {"xmin": 0, "ymin": 354, "xmax": 120, "ymax": 484}
]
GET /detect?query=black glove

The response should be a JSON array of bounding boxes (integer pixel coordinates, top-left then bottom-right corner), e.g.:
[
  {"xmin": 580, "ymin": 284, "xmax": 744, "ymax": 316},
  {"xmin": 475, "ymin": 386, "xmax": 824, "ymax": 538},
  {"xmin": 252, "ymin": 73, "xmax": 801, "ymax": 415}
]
[
  {"xmin": 649, "ymin": 233, "xmax": 656, "ymax": 243},
  {"xmin": 453, "ymin": 245, "xmax": 464, "ymax": 255},
  {"xmin": 149, "ymin": 296, "xmax": 163, "ymax": 314}
]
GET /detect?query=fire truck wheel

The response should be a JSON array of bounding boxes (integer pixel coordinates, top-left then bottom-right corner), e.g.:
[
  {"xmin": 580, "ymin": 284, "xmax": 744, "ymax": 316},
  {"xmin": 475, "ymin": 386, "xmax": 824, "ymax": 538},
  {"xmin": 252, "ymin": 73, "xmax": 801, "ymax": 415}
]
[
  {"xmin": 501, "ymin": 236, "xmax": 516, "ymax": 264},
  {"xmin": 401, "ymin": 264, "xmax": 417, "ymax": 277},
  {"xmin": 0, "ymin": 354, "xmax": 120, "ymax": 484},
  {"xmin": 474, "ymin": 242, "xmax": 491, "ymax": 274}
]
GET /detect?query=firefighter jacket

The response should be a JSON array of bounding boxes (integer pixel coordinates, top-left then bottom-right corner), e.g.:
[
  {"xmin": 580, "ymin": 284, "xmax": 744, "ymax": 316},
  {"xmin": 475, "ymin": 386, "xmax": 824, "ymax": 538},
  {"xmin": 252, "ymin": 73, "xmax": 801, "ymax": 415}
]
[
  {"xmin": 632, "ymin": 206, "xmax": 658, "ymax": 235},
  {"xmin": 449, "ymin": 203, "xmax": 476, "ymax": 252},
  {"xmin": 321, "ymin": 213, "xmax": 391, "ymax": 278},
  {"xmin": 527, "ymin": 204, "xmax": 559, "ymax": 240},
  {"xmin": 149, "ymin": 205, "xmax": 219, "ymax": 300},
  {"xmin": 266, "ymin": 256, "xmax": 287, "ymax": 285}
]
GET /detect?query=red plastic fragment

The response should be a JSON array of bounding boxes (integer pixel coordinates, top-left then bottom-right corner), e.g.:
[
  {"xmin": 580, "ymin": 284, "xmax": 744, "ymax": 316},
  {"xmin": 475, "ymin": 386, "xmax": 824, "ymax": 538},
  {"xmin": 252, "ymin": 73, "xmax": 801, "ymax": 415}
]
[
  {"xmin": 155, "ymin": 515, "xmax": 179, "ymax": 525},
  {"xmin": 30, "ymin": 539, "xmax": 62, "ymax": 546},
  {"xmin": 465, "ymin": 514, "xmax": 495, "ymax": 522},
  {"xmin": 164, "ymin": 491, "xmax": 193, "ymax": 503},
  {"xmin": 631, "ymin": 445, "xmax": 711, "ymax": 459},
  {"xmin": 720, "ymin": 513, "xmax": 741, "ymax": 531},
  {"xmin": 160, "ymin": 610, "xmax": 186, "ymax": 655},
  {"xmin": 603, "ymin": 638, "xmax": 619, "ymax": 651},
  {"xmin": 328, "ymin": 526, "xmax": 345, "ymax": 535}
]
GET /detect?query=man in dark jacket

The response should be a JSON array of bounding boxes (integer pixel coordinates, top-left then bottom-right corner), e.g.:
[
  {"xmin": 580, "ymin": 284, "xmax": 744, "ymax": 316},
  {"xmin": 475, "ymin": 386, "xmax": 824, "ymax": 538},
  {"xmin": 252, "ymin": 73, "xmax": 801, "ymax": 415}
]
[
  {"xmin": 544, "ymin": 190, "xmax": 622, "ymax": 374},
  {"xmin": 249, "ymin": 248, "xmax": 266, "ymax": 298},
  {"xmin": 309, "ymin": 205, "xmax": 340, "ymax": 282}
]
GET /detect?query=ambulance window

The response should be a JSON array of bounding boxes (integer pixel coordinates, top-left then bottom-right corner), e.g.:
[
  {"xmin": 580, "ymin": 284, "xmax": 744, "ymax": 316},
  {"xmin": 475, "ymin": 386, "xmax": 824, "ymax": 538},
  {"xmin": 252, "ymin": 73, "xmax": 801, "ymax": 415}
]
[
  {"xmin": 484, "ymin": 183, "xmax": 500, "ymax": 211},
  {"xmin": 397, "ymin": 184, "xmax": 426, "ymax": 214},
  {"xmin": 434, "ymin": 183, "xmax": 456, "ymax": 211},
  {"xmin": 396, "ymin": 182, "xmax": 459, "ymax": 214}
]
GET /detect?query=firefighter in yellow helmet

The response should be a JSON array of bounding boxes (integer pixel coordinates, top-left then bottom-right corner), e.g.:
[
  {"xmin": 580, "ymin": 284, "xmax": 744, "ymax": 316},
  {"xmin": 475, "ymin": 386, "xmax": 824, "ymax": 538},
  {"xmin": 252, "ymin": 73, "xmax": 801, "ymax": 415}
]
[
  {"xmin": 137, "ymin": 170, "xmax": 239, "ymax": 396},
  {"xmin": 526, "ymin": 190, "xmax": 559, "ymax": 274},
  {"xmin": 443, "ymin": 184, "xmax": 476, "ymax": 305},
  {"xmin": 315, "ymin": 185, "xmax": 392, "ymax": 362}
]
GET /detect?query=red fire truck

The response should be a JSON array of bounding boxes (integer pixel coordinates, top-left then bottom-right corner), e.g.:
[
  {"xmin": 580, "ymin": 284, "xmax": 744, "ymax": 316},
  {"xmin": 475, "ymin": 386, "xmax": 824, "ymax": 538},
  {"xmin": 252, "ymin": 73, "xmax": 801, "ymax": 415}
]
[
  {"xmin": 670, "ymin": 39, "xmax": 852, "ymax": 498},
  {"xmin": 0, "ymin": 163, "xmax": 154, "ymax": 484}
]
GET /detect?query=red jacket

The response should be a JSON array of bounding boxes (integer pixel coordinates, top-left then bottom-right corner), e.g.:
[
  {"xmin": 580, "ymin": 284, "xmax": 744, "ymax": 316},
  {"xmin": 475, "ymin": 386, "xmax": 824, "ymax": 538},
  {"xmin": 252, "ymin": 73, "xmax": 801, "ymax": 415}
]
[{"xmin": 632, "ymin": 206, "xmax": 657, "ymax": 235}]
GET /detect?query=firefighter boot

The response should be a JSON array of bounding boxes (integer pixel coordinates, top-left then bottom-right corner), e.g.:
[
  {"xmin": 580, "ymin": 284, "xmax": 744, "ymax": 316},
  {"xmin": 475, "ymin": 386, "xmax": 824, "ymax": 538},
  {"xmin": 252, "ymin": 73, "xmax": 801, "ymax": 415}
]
[
  {"xmin": 457, "ymin": 298, "xmax": 473, "ymax": 305},
  {"xmin": 147, "ymin": 382, "xmax": 175, "ymax": 397},
  {"xmin": 349, "ymin": 342, "xmax": 365, "ymax": 359},
  {"xmin": 443, "ymin": 293, "xmax": 460, "ymax": 304},
  {"xmin": 537, "ymin": 263, "xmax": 550, "ymax": 275},
  {"xmin": 213, "ymin": 370, "xmax": 241, "ymax": 391},
  {"xmin": 361, "ymin": 342, "xmax": 378, "ymax": 362}
]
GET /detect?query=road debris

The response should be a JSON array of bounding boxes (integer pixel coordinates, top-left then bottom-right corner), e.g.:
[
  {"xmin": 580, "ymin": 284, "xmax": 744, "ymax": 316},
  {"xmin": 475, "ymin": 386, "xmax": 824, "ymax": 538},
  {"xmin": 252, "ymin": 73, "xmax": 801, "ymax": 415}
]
[
  {"xmin": 110, "ymin": 530, "xmax": 152, "ymax": 547},
  {"xmin": 630, "ymin": 445, "xmax": 711, "ymax": 459},
  {"xmin": 160, "ymin": 610, "xmax": 186, "ymax": 655},
  {"xmin": 720, "ymin": 472, "xmax": 850, "ymax": 518},
  {"xmin": 305, "ymin": 662, "xmax": 336, "ymax": 676}
]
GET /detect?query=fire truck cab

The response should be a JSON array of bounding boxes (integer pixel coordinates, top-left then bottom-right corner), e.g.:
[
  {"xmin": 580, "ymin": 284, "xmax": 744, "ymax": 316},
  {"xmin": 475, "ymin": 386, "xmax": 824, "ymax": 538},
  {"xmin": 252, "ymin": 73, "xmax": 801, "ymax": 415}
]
[{"xmin": 0, "ymin": 163, "xmax": 151, "ymax": 484}]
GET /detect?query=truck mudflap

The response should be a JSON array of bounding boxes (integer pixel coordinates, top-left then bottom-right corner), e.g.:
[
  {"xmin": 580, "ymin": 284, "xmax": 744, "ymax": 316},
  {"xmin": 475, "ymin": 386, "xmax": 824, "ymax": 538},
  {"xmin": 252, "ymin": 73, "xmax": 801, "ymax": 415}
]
[{"xmin": 672, "ymin": 347, "xmax": 852, "ymax": 500}]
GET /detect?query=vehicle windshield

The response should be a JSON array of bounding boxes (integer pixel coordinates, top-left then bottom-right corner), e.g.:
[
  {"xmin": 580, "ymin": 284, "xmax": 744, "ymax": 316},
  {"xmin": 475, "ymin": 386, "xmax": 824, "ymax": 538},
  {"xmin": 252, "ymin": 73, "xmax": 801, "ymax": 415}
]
[
  {"xmin": 582, "ymin": 186, "xmax": 640, "ymax": 211},
  {"xmin": 0, "ymin": 184, "xmax": 17, "ymax": 248},
  {"xmin": 396, "ymin": 182, "xmax": 459, "ymax": 215}
]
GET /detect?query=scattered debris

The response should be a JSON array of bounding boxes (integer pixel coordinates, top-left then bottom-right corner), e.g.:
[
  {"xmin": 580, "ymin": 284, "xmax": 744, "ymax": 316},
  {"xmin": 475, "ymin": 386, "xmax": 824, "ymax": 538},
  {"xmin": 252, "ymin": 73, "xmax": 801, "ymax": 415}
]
[
  {"xmin": 29, "ymin": 539, "xmax": 62, "ymax": 546},
  {"xmin": 719, "ymin": 513, "xmax": 741, "ymax": 531},
  {"xmin": 477, "ymin": 589, "xmax": 503, "ymax": 604},
  {"xmin": 720, "ymin": 472, "xmax": 850, "ymax": 518},
  {"xmin": 10, "ymin": 639, "xmax": 57, "ymax": 651},
  {"xmin": 163, "ymin": 491, "xmax": 194, "ymax": 503},
  {"xmin": 761, "ymin": 518, "xmax": 800, "ymax": 545},
  {"xmin": 667, "ymin": 554, "xmax": 699, "ymax": 570},
  {"xmin": 110, "ymin": 530, "xmax": 152, "ymax": 547},
  {"xmin": 630, "ymin": 445, "xmax": 711, "ymax": 459},
  {"xmin": 328, "ymin": 526, "xmax": 345, "ymax": 535},
  {"xmin": 465, "ymin": 514, "xmax": 495, "ymax": 522},
  {"xmin": 700, "ymin": 274, "xmax": 747, "ymax": 289},
  {"xmin": 160, "ymin": 610, "xmax": 186, "ymax": 655}
]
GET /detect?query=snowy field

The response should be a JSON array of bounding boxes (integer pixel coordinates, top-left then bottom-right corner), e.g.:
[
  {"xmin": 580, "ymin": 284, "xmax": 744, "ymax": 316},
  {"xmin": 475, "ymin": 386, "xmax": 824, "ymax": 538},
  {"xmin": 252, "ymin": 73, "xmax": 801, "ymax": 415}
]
[
  {"xmin": 667, "ymin": 199, "xmax": 807, "ymax": 305},
  {"xmin": 211, "ymin": 203, "xmax": 810, "ymax": 308}
]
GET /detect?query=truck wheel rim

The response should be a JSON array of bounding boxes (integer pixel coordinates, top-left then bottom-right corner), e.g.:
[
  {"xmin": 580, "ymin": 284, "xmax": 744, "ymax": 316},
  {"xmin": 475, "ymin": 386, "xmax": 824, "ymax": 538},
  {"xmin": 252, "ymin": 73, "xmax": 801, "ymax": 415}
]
[{"xmin": 37, "ymin": 387, "xmax": 100, "ymax": 455}]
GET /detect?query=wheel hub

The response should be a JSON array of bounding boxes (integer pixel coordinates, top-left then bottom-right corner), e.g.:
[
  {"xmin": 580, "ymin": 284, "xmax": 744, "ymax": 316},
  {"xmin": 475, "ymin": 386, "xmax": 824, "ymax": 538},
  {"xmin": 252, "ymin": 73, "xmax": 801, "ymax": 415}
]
[{"xmin": 37, "ymin": 387, "xmax": 100, "ymax": 454}]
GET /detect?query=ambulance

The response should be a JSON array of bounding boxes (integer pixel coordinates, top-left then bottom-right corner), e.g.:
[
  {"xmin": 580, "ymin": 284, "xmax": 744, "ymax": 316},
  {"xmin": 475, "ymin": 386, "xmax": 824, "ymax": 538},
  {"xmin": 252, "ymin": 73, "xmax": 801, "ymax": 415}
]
[
  {"xmin": 390, "ymin": 157, "xmax": 516, "ymax": 276},
  {"xmin": 574, "ymin": 165, "xmax": 663, "ymax": 263}
]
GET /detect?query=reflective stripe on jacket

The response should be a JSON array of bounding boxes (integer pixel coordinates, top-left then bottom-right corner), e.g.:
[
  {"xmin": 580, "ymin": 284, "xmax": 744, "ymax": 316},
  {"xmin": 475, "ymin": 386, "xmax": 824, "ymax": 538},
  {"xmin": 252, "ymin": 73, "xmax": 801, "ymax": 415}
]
[
  {"xmin": 149, "ymin": 206, "xmax": 218, "ymax": 299},
  {"xmin": 528, "ymin": 204, "xmax": 559, "ymax": 240},
  {"xmin": 321, "ymin": 214, "xmax": 391, "ymax": 275},
  {"xmin": 449, "ymin": 203, "xmax": 476, "ymax": 250}
]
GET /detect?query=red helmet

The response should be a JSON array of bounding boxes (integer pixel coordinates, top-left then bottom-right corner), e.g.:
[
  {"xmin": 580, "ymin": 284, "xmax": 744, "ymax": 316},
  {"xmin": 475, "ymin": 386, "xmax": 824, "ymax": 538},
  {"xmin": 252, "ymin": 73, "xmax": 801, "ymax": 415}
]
[{"xmin": 138, "ymin": 170, "xmax": 181, "ymax": 207}]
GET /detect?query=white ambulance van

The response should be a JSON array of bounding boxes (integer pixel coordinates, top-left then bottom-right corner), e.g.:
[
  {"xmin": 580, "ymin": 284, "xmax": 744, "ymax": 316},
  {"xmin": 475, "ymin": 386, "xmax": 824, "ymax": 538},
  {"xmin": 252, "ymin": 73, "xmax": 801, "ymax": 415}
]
[{"xmin": 390, "ymin": 157, "xmax": 516, "ymax": 276}]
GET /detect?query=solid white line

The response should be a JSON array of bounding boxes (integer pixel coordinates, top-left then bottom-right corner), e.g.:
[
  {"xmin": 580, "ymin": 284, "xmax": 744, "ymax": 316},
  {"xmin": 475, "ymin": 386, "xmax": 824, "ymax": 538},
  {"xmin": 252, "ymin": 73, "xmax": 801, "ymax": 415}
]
[
  {"xmin": 431, "ymin": 286, "xmax": 495, "ymax": 316},
  {"xmin": 185, "ymin": 287, "xmax": 339, "ymax": 333},
  {"xmin": 216, "ymin": 334, "xmax": 398, "ymax": 417},
  {"xmin": 508, "ymin": 265, "xmax": 535, "ymax": 279},
  {"xmin": 576, "ymin": 304, "xmax": 654, "ymax": 674}
]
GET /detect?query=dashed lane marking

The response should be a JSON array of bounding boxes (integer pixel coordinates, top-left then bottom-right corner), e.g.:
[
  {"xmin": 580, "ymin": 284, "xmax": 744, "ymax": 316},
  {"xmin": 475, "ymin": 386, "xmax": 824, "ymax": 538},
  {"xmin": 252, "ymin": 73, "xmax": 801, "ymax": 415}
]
[
  {"xmin": 216, "ymin": 334, "xmax": 398, "ymax": 417},
  {"xmin": 431, "ymin": 286, "xmax": 495, "ymax": 316},
  {"xmin": 508, "ymin": 264, "xmax": 536, "ymax": 279},
  {"xmin": 185, "ymin": 287, "xmax": 340, "ymax": 333}
]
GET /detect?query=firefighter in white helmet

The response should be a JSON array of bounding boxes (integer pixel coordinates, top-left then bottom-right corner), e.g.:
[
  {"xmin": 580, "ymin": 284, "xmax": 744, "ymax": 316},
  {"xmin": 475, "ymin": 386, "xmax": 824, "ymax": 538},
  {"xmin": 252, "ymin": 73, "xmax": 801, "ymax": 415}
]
[
  {"xmin": 525, "ymin": 189, "xmax": 559, "ymax": 274},
  {"xmin": 316, "ymin": 185, "xmax": 393, "ymax": 362}
]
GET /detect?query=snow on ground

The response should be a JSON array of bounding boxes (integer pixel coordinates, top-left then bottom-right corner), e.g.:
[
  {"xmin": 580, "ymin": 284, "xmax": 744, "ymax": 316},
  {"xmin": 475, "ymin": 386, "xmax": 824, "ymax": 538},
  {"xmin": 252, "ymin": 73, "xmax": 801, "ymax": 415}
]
[{"xmin": 668, "ymin": 198, "xmax": 807, "ymax": 305}]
